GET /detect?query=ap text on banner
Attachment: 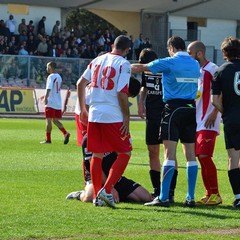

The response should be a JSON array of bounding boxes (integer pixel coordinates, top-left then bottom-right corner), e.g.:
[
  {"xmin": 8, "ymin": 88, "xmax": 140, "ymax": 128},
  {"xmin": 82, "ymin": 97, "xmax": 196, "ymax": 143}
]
[{"xmin": 0, "ymin": 88, "xmax": 37, "ymax": 114}]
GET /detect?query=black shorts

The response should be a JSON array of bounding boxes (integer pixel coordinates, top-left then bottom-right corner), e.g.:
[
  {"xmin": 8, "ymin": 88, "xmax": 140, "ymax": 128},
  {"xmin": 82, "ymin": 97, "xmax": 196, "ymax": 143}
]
[
  {"xmin": 146, "ymin": 119, "xmax": 162, "ymax": 145},
  {"xmin": 114, "ymin": 176, "xmax": 140, "ymax": 201},
  {"xmin": 160, "ymin": 100, "xmax": 196, "ymax": 143},
  {"xmin": 224, "ymin": 124, "xmax": 240, "ymax": 150}
]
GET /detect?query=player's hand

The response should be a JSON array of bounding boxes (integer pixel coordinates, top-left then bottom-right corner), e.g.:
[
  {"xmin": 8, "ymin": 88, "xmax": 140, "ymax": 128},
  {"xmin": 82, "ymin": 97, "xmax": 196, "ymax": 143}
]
[
  {"xmin": 138, "ymin": 102, "xmax": 146, "ymax": 119},
  {"xmin": 120, "ymin": 115, "xmax": 129, "ymax": 136},
  {"xmin": 112, "ymin": 188, "xmax": 120, "ymax": 203},
  {"xmin": 204, "ymin": 111, "xmax": 218, "ymax": 128},
  {"xmin": 80, "ymin": 109, "xmax": 88, "ymax": 126}
]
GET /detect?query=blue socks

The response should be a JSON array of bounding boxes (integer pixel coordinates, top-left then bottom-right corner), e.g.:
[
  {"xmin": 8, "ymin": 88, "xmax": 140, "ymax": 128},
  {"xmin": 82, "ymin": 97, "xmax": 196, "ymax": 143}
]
[
  {"xmin": 186, "ymin": 161, "xmax": 198, "ymax": 200},
  {"xmin": 160, "ymin": 160, "xmax": 175, "ymax": 201}
]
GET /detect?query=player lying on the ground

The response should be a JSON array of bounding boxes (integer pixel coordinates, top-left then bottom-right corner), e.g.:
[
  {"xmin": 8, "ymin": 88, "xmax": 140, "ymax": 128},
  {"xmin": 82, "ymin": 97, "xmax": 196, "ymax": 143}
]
[{"xmin": 66, "ymin": 134, "xmax": 153, "ymax": 205}]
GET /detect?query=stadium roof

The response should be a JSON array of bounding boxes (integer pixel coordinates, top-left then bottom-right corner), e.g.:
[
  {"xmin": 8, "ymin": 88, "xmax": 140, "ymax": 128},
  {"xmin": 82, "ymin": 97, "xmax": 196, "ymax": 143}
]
[{"xmin": 2, "ymin": 0, "xmax": 239, "ymax": 20}]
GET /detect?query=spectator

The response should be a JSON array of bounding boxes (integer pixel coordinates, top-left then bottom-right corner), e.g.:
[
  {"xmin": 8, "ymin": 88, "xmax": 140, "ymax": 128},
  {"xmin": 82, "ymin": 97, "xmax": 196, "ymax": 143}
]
[
  {"xmin": 52, "ymin": 20, "xmax": 60, "ymax": 36},
  {"xmin": 133, "ymin": 33, "xmax": 144, "ymax": 60},
  {"xmin": 103, "ymin": 28, "xmax": 113, "ymax": 52},
  {"xmin": 27, "ymin": 20, "xmax": 34, "ymax": 36},
  {"xmin": 18, "ymin": 19, "xmax": 27, "ymax": 35},
  {"xmin": 19, "ymin": 30, "xmax": 28, "ymax": 44},
  {"xmin": 35, "ymin": 37, "xmax": 48, "ymax": 56},
  {"xmin": 0, "ymin": 20, "xmax": 11, "ymax": 37},
  {"xmin": 48, "ymin": 43, "xmax": 58, "ymax": 57},
  {"xmin": 127, "ymin": 35, "xmax": 134, "ymax": 60},
  {"xmin": 5, "ymin": 15, "xmax": 17, "ymax": 36},
  {"xmin": 26, "ymin": 34, "xmax": 37, "ymax": 53},
  {"xmin": 37, "ymin": 16, "xmax": 46, "ymax": 35},
  {"xmin": 142, "ymin": 37, "xmax": 152, "ymax": 49},
  {"xmin": 73, "ymin": 23, "xmax": 84, "ymax": 39}
]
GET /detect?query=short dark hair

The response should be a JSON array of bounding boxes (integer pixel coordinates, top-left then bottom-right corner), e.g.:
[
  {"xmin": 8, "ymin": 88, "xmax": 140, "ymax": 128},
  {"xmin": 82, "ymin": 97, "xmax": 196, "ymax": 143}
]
[
  {"xmin": 167, "ymin": 36, "xmax": 186, "ymax": 51},
  {"xmin": 48, "ymin": 61, "xmax": 57, "ymax": 69},
  {"xmin": 221, "ymin": 36, "xmax": 240, "ymax": 59},
  {"xmin": 114, "ymin": 35, "xmax": 131, "ymax": 51},
  {"xmin": 139, "ymin": 48, "xmax": 158, "ymax": 63},
  {"xmin": 128, "ymin": 76, "xmax": 141, "ymax": 98}
]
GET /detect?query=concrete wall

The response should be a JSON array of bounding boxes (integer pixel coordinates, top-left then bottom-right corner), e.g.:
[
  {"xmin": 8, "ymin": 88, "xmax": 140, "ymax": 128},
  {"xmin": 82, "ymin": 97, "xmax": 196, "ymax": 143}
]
[
  {"xmin": 169, "ymin": 15, "xmax": 237, "ymax": 49},
  {"xmin": 0, "ymin": 4, "xmax": 61, "ymax": 36},
  {"xmin": 89, "ymin": 9, "xmax": 140, "ymax": 39}
]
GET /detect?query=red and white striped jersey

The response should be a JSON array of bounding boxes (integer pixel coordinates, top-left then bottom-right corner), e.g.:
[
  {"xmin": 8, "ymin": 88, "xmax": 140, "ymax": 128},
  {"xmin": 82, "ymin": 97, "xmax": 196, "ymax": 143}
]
[
  {"xmin": 46, "ymin": 73, "xmax": 62, "ymax": 110},
  {"xmin": 196, "ymin": 61, "xmax": 221, "ymax": 133},
  {"xmin": 82, "ymin": 52, "xmax": 131, "ymax": 123}
]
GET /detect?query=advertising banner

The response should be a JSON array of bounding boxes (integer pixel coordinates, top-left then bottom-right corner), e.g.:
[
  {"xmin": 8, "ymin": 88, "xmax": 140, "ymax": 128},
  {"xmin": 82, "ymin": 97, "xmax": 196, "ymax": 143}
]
[{"xmin": 0, "ymin": 88, "xmax": 37, "ymax": 114}]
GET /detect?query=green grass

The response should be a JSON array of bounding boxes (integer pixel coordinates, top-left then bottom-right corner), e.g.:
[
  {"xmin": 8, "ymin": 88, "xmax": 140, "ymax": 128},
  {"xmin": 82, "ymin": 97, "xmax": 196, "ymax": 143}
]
[{"xmin": 0, "ymin": 118, "xmax": 239, "ymax": 240}]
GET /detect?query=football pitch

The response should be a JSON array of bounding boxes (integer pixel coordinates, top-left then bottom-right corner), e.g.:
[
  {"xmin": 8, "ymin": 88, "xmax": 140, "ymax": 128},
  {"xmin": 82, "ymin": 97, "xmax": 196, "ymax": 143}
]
[{"xmin": 0, "ymin": 118, "xmax": 239, "ymax": 240}]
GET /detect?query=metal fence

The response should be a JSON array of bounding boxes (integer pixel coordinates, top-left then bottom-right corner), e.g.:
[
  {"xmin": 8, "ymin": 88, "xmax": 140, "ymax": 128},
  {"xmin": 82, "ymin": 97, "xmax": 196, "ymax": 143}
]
[{"xmin": 0, "ymin": 55, "xmax": 91, "ymax": 89}]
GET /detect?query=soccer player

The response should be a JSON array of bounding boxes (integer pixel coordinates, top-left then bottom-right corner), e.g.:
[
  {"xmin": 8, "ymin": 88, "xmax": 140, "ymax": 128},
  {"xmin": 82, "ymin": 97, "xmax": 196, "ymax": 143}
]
[
  {"xmin": 187, "ymin": 41, "xmax": 222, "ymax": 205},
  {"xmin": 66, "ymin": 134, "xmax": 152, "ymax": 205},
  {"xmin": 40, "ymin": 61, "xmax": 70, "ymax": 144},
  {"xmin": 77, "ymin": 35, "xmax": 132, "ymax": 208},
  {"xmin": 132, "ymin": 36, "xmax": 200, "ymax": 207},
  {"xmin": 138, "ymin": 48, "xmax": 178, "ymax": 201},
  {"xmin": 212, "ymin": 36, "xmax": 240, "ymax": 208}
]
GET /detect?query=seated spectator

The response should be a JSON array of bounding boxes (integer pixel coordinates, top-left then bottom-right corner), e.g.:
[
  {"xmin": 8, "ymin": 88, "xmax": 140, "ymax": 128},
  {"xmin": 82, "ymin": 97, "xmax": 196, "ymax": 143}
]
[
  {"xmin": 56, "ymin": 43, "xmax": 63, "ymax": 56},
  {"xmin": 26, "ymin": 33, "xmax": 37, "ymax": 53},
  {"xmin": 19, "ymin": 30, "xmax": 28, "ymax": 43},
  {"xmin": 35, "ymin": 37, "xmax": 48, "ymax": 56}
]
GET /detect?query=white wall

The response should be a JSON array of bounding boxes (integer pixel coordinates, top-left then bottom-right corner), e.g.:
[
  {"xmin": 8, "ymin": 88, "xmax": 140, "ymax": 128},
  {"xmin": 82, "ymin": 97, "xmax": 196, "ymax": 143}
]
[
  {"xmin": 0, "ymin": 4, "xmax": 61, "ymax": 36},
  {"xmin": 169, "ymin": 15, "xmax": 237, "ymax": 50},
  {"xmin": 199, "ymin": 19, "xmax": 236, "ymax": 49}
]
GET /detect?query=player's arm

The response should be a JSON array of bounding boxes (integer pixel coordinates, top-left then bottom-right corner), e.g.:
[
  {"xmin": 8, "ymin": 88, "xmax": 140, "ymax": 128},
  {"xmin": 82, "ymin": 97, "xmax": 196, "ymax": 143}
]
[
  {"xmin": 44, "ymin": 89, "xmax": 50, "ymax": 105},
  {"xmin": 138, "ymin": 87, "xmax": 147, "ymax": 119},
  {"xmin": 62, "ymin": 89, "xmax": 71, "ymax": 114},
  {"xmin": 211, "ymin": 94, "xmax": 223, "ymax": 113},
  {"xmin": 131, "ymin": 63, "xmax": 149, "ymax": 74},
  {"xmin": 77, "ymin": 76, "xmax": 89, "ymax": 125},
  {"xmin": 118, "ymin": 91, "xmax": 130, "ymax": 136}
]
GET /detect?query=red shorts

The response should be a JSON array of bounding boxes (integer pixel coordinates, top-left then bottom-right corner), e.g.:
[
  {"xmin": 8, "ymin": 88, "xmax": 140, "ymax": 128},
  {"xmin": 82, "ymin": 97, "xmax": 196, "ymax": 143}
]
[
  {"xmin": 195, "ymin": 130, "xmax": 218, "ymax": 157},
  {"xmin": 45, "ymin": 107, "xmax": 62, "ymax": 118},
  {"xmin": 75, "ymin": 114, "xmax": 87, "ymax": 146},
  {"xmin": 87, "ymin": 122, "xmax": 132, "ymax": 153}
]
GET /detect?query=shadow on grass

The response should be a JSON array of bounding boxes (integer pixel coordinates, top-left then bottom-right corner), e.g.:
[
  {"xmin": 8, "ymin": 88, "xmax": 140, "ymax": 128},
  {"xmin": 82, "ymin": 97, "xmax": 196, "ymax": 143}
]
[{"xmin": 117, "ymin": 202, "xmax": 239, "ymax": 220}]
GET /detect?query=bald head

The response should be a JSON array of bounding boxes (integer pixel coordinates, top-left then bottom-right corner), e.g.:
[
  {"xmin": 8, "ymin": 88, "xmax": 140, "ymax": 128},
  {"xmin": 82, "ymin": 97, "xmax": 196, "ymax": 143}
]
[
  {"xmin": 188, "ymin": 41, "xmax": 206, "ymax": 53},
  {"xmin": 187, "ymin": 41, "xmax": 207, "ymax": 66}
]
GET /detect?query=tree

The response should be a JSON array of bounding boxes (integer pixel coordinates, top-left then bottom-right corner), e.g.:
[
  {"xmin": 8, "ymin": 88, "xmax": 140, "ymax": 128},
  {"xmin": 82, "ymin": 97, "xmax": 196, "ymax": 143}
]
[{"xmin": 66, "ymin": 9, "xmax": 121, "ymax": 36}]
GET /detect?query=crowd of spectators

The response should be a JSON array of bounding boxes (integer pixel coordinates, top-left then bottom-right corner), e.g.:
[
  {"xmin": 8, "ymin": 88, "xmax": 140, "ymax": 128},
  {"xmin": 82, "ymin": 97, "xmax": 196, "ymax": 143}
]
[
  {"xmin": 0, "ymin": 15, "xmax": 153, "ymax": 61},
  {"xmin": 0, "ymin": 14, "xmax": 153, "ymax": 89}
]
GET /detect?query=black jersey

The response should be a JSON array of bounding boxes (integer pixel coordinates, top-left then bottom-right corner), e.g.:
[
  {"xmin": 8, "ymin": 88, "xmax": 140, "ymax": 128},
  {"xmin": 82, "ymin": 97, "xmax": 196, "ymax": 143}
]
[
  {"xmin": 142, "ymin": 71, "xmax": 164, "ymax": 120},
  {"xmin": 212, "ymin": 59, "xmax": 240, "ymax": 126}
]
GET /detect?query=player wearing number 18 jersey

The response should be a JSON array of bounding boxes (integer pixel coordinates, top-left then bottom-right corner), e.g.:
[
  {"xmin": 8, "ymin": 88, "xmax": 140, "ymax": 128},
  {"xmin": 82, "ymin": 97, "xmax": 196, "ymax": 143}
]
[{"xmin": 78, "ymin": 35, "xmax": 132, "ymax": 208}]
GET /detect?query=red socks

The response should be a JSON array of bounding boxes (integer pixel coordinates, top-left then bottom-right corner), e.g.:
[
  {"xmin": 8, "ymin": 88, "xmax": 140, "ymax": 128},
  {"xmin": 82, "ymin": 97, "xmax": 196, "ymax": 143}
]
[
  {"xmin": 104, "ymin": 153, "xmax": 130, "ymax": 194},
  {"xmin": 90, "ymin": 156, "xmax": 103, "ymax": 198},
  {"xmin": 46, "ymin": 132, "xmax": 51, "ymax": 142},
  {"xmin": 198, "ymin": 156, "xmax": 219, "ymax": 195},
  {"xmin": 59, "ymin": 127, "xmax": 67, "ymax": 135}
]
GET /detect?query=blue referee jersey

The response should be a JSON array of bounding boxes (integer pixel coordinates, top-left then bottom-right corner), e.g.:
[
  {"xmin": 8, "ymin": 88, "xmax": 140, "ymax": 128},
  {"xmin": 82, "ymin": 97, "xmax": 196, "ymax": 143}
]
[{"xmin": 147, "ymin": 52, "xmax": 200, "ymax": 102}]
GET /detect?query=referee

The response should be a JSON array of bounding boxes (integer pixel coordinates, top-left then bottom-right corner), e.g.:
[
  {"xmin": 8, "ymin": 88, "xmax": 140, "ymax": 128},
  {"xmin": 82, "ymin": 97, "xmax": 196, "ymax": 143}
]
[{"xmin": 132, "ymin": 36, "xmax": 200, "ymax": 207}]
